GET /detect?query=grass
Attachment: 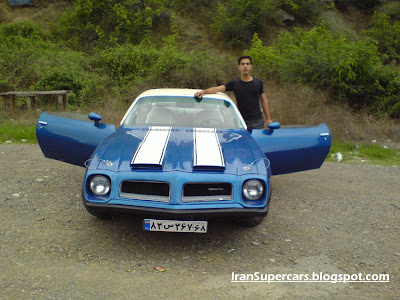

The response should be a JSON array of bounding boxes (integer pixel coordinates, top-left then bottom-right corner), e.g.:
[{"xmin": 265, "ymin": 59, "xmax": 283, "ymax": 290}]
[
  {"xmin": 0, "ymin": 121, "xmax": 37, "ymax": 143},
  {"xmin": 327, "ymin": 141, "xmax": 400, "ymax": 167}
]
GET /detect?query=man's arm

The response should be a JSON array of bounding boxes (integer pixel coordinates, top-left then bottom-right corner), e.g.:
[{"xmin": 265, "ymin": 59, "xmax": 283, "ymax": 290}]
[
  {"xmin": 194, "ymin": 85, "xmax": 226, "ymax": 98},
  {"xmin": 260, "ymin": 93, "xmax": 272, "ymax": 124}
]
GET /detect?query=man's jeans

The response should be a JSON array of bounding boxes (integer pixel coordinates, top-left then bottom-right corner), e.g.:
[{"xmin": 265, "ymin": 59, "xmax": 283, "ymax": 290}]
[{"xmin": 245, "ymin": 118, "xmax": 264, "ymax": 133}]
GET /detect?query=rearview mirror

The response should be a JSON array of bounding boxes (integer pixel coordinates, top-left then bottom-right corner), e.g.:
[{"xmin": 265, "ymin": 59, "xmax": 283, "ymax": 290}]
[
  {"xmin": 88, "ymin": 112, "xmax": 102, "ymax": 127},
  {"xmin": 267, "ymin": 122, "xmax": 281, "ymax": 133}
]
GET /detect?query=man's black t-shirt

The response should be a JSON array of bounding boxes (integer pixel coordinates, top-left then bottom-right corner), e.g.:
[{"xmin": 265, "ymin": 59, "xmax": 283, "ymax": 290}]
[{"xmin": 224, "ymin": 78, "xmax": 264, "ymax": 121}]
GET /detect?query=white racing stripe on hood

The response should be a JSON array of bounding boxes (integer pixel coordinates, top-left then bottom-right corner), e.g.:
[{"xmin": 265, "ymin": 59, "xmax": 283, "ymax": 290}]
[
  {"xmin": 193, "ymin": 128, "xmax": 225, "ymax": 169},
  {"xmin": 131, "ymin": 126, "xmax": 172, "ymax": 167}
]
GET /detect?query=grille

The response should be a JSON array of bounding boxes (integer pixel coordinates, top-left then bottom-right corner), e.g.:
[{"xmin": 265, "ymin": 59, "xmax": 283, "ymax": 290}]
[
  {"xmin": 182, "ymin": 183, "xmax": 232, "ymax": 202},
  {"xmin": 120, "ymin": 181, "xmax": 170, "ymax": 202}
]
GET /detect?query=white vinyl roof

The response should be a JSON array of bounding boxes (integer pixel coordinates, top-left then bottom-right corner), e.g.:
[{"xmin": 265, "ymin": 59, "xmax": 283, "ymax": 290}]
[
  {"xmin": 120, "ymin": 88, "xmax": 242, "ymax": 126},
  {"xmin": 135, "ymin": 88, "xmax": 232, "ymax": 101}
]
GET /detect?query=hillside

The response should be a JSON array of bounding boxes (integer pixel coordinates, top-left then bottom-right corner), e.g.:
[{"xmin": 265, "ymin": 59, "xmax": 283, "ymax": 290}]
[{"xmin": 1, "ymin": 0, "xmax": 399, "ymax": 142}]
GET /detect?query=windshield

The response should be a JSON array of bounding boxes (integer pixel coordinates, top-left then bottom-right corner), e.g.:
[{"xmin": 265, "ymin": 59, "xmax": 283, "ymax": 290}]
[{"xmin": 123, "ymin": 96, "xmax": 245, "ymax": 129}]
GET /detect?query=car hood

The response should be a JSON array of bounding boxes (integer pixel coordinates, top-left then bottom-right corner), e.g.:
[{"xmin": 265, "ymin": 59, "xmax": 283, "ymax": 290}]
[{"xmin": 91, "ymin": 127, "xmax": 266, "ymax": 175}]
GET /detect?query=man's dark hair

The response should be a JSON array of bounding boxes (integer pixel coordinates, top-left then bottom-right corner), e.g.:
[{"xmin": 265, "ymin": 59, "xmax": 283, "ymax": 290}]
[{"xmin": 238, "ymin": 55, "xmax": 252, "ymax": 65}]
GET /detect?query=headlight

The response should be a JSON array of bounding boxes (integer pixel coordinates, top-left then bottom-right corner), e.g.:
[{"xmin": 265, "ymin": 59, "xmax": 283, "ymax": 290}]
[
  {"xmin": 89, "ymin": 175, "xmax": 111, "ymax": 196},
  {"xmin": 243, "ymin": 179, "xmax": 264, "ymax": 200}
]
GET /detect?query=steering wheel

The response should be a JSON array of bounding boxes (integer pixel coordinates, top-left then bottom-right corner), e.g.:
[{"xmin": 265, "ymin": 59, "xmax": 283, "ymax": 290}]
[{"xmin": 200, "ymin": 119, "xmax": 224, "ymax": 127}]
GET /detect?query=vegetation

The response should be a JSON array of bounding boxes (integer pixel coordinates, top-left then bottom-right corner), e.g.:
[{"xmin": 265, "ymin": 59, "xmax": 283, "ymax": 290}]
[
  {"xmin": 211, "ymin": 0, "xmax": 276, "ymax": 47},
  {"xmin": 0, "ymin": 121, "xmax": 37, "ymax": 143},
  {"xmin": 277, "ymin": 0, "xmax": 328, "ymax": 23},
  {"xmin": 328, "ymin": 141, "xmax": 400, "ymax": 166},
  {"xmin": 246, "ymin": 24, "xmax": 400, "ymax": 117},
  {"xmin": 363, "ymin": 12, "xmax": 400, "ymax": 63}
]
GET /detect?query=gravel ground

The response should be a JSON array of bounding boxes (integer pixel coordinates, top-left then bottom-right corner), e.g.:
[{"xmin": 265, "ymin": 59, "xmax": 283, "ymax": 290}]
[{"xmin": 0, "ymin": 144, "xmax": 399, "ymax": 299}]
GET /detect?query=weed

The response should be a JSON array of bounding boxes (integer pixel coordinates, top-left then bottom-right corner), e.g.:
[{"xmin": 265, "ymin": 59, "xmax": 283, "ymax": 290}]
[
  {"xmin": 328, "ymin": 140, "xmax": 400, "ymax": 166},
  {"xmin": 0, "ymin": 122, "xmax": 37, "ymax": 143}
]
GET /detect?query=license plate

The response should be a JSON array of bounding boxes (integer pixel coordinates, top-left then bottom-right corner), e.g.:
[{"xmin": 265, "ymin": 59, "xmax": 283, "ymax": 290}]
[{"xmin": 144, "ymin": 219, "xmax": 208, "ymax": 233}]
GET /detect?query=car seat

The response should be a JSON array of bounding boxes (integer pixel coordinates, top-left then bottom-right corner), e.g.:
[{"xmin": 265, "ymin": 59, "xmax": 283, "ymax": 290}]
[
  {"xmin": 195, "ymin": 109, "xmax": 224, "ymax": 128},
  {"xmin": 145, "ymin": 107, "xmax": 175, "ymax": 125}
]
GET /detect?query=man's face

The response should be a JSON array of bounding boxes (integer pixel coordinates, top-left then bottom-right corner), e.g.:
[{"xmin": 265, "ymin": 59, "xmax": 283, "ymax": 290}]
[{"xmin": 238, "ymin": 58, "xmax": 252, "ymax": 75}]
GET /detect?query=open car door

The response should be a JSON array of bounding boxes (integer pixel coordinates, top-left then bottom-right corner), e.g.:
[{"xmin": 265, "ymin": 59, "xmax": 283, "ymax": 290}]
[
  {"xmin": 36, "ymin": 112, "xmax": 115, "ymax": 167},
  {"xmin": 252, "ymin": 123, "xmax": 331, "ymax": 175}
]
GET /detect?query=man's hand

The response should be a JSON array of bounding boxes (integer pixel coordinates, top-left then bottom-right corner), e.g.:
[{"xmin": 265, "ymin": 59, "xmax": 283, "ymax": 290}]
[
  {"xmin": 194, "ymin": 90, "xmax": 205, "ymax": 98},
  {"xmin": 194, "ymin": 86, "xmax": 226, "ymax": 98},
  {"xmin": 265, "ymin": 119, "xmax": 273, "ymax": 127}
]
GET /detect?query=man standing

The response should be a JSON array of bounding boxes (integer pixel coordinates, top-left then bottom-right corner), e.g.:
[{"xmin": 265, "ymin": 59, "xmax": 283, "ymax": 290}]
[{"xmin": 194, "ymin": 55, "xmax": 272, "ymax": 131}]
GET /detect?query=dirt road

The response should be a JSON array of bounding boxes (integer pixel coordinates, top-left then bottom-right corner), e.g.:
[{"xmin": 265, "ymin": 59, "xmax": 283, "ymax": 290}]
[{"xmin": 0, "ymin": 144, "xmax": 399, "ymax": 299}]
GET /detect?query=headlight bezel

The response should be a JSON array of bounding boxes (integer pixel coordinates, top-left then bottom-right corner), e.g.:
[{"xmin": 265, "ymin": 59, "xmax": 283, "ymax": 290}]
[
  {"xmin": 242, "ymin": 179, "xmax": 264, "ymax": 201},
  {"xmin": 89, "ymin": 175, "xmax": 111, "ymax": 196}
]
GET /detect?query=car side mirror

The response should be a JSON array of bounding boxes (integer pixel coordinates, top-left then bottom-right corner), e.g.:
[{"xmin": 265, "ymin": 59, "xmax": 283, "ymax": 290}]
[
  {"xmin": 88, "ymin": 112, "xmax": 102, "ymax": 127},
  {"xmin": 267, "ymin": 122, "xmax": 281, "ymax": 133}
]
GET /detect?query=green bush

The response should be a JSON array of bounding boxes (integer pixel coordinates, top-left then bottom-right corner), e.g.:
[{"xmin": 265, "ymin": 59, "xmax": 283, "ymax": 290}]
[
  {"xmin": 151, "ymin": 35, "xmax": 189, "ymax": 80},
  {"xmin": 363, "ymin": 12, "xmax": 400, "ymax": 63},
  {"xmin": 211, "ymin": 0, "xmax": 275, "ymax": 48},
  {"xmin": 0, "ymin": 21, "xmax": 110, "ymax": 108},
  {"xmin": 370, "ymin": 64, "xmax": 400, "ymax": 118},
  {"xmin": 169, "ymin": 50, "xmax": 233, "ymax": 88},
  {"xmin": 247, "ymin": 27, "xmax": 381, "ymax": 91},
  {"xmin": 55, "ymin": 0, "xmax": 167, "ymax": 48},
  {"xmin": 245, "ymin": 26, "xmax": 400, "ymax": 117},
  {"xmin": 0, "ymin": 21, "xmax": 47, "ymax": 39},
  {"xmin": 96, "ymin": 32, "xmax": 233, "ymax": 89},
  {"xmin": 32, "ymin": 71, "xmax": 83, "ymax": 107},
  {"xmin": 151, "ymin": 43, "xmax": 232, "ymax": 88},
  {"xmin": 0, "ymin": 22, "xmax": 53, "ymax": 91},
  {"xmin": 98, "ymin": 43, "xmax": 160, "ymax": 84}
]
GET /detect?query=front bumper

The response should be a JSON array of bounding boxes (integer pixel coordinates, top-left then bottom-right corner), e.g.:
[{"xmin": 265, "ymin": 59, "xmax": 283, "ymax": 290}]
[{"xmin": 85, "ymin": 201, "xmax": 270, "ymax": 219}]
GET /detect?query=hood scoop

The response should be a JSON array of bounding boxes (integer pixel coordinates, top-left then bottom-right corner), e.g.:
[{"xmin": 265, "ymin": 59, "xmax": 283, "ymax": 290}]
[
  {"xmin": 131, "ymin": 126, "xmax": 171, "ymax": 168},
  {"xmin": 193, "ymin": 128, "xmax": 225, "ymax": 171}
]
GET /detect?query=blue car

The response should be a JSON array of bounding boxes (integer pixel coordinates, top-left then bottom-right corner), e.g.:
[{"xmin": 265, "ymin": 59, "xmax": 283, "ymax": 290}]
[{"xmin": 36, "ymin": 89, "xmax": 331, "ymax": 232}]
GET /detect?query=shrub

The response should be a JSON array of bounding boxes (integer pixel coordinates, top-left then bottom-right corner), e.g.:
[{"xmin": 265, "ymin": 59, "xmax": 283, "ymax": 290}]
[
  {"xmin": 152, "ymin": 46, "xmax": 232, "ymax": 88},
  {"xmin": 98, "ymin": 43, "xmax": 160, "ymax": 84},
  {"xmin": 0, "ymin": 21, "xmax": 110, "ymax": 108},
  {"xmin": 0, "ymin": 22, "xmax": 53, "ymax": 91},
  {"xmin": 95, "ymin": 31, "xmax": 234, "ymax": 89},
  {"xmin": 245, "ymin": 26, "xmax": 400, "ymax": 117},
  {"xmin": 363, "ymin": 12, "xmax": 400, "ymax": 63},
  {"xmin": 370, "ymin": 64, "xmax": 400, "ymax": 118},
  {"xmin": 211, "ymin": 0, "xmax": 275, "ymax": 48},
  {"xmin": 148, "ymin": 35, "xmax": 233, "ymax": 88},
  {"xmin": 247, "ymin": 27, "xmax": 382, "ymax": 93},
  {"xmin": 55, "ymin": 0, "xmax": 166, "ymax": 48},
  {"xmin": 0, "ymin": 21, "xmax": 47, "ymax": 39},
  {"xmin": 31, "ymin": 49, "xmax": 111, "ymax": 107}
]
